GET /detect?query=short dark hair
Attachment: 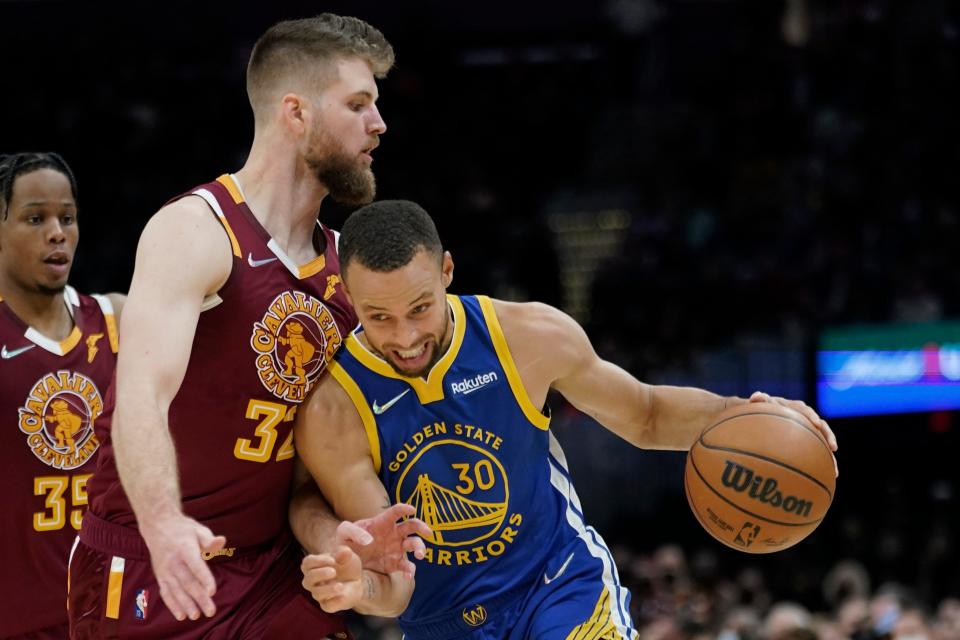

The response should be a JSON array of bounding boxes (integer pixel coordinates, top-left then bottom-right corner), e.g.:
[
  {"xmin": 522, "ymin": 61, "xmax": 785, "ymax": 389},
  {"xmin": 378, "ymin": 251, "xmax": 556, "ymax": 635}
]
[
  {"xmin": 0, "ymin": 152, "xmax": 77, "ymax": 219},
  {"xmin": 247, "ymin": 14, "xmax": 394, "ymax": 118},
  {"xmin": 339, "ymin": 200, "xmax": 442, "ymax": 274}
]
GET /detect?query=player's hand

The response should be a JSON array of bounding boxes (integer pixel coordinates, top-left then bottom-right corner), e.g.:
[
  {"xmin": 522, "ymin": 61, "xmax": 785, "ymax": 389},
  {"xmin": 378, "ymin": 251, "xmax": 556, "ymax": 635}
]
[
  {"xmin": 333, "ymin": 503, "xmax": 431, "ymax": 578},
  {"xmin": 301, "ymin": 547, "xmax": 364, "ymax": 613},
  {"xmin": 749, "ymin": 390, "xmax": 839, "ymax": 476},
  {"xmin": 140, "ymin": 513, "xmax": 226, "ymax": 622}
]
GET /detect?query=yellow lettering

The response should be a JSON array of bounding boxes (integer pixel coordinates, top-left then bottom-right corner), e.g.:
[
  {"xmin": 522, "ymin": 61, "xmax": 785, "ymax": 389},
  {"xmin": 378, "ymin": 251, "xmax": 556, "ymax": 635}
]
[
  {"xmin": 487, "ymin": 541, "xmax": 505, "ymax": 556},
  {"xmin": 437, "ymin": 550, "xmax": 452, "ymax": 566},
  {"xmin": 435, "ymin": 422, "xmax": 447, "ymax": 434},
  {"xmin": 413, "ymin": 431, "xmax": 424, "ymax": 446},
  {"xmin": 388, "ymin": 461, "xmax": 400, "ymax": 473},
  {"xmin": 252, "ymin": 326, "xmax": 276, "ymax": 353},
  {"xmin": 473, "ymin": 546, "xmax": 489, "ymax": 562},
  {"xmin": 509, "ymin": 513, "xmax": 523, "ymax": 526},
  {"xmin": 463, "ymin": 425, "xmax": 474, "ymax": 438},
  {"xmin": 492, "ymin": 437, "xmax": 503, "ymax": 450},
  {"xmin": 500, "ymin": 526, "xmax": 518, "ymax": 544},
  {"xmin": 422, "ymin": 547, "xmax": 434, "ymax": 563},
  {"xmin": 455, "ymin": 551, "xmax": 472, "ymax": 565},
  {"xmin": 454, "ymin": 424, "xmax": 463, "ymax": 435}
]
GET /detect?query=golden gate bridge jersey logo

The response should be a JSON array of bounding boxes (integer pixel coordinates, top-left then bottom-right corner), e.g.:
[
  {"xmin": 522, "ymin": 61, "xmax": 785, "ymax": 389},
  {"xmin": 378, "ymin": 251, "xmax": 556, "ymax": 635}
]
[
  {"xmin": 396, "ymin": 439, "xmax": 509, "ymax": 547},
  {"xmin": 17, "ymin": 370, "xmax": 102, "ymax": 470},
  {"xmin": 250, "ymin": 291, "xmax": 343, "ymax": 402}
]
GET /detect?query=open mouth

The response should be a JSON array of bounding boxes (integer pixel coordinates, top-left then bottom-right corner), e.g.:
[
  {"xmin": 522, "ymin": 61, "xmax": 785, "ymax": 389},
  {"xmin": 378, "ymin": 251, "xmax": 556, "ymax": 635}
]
[
  {"xmin": 391, "ymin": 340, "xmax": 431, "ymax": 372},
  {"xmin": 44, "ymin": 252, "xmax": 70, "ymax": 266}
]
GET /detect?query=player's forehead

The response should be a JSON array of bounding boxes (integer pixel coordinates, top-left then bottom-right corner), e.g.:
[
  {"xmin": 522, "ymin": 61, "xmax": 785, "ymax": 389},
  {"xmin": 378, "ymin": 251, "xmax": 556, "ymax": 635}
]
[
  {"xmin": 322, "ymin": 56, "xmax": 379, "ymax": 100},
  {"xmin": 349, "ymin": 259, "xmax": 442, "ymax": 311},
  {"xmin": 10, "ymin": 168, "xmax": 74, "ymax": 206}
]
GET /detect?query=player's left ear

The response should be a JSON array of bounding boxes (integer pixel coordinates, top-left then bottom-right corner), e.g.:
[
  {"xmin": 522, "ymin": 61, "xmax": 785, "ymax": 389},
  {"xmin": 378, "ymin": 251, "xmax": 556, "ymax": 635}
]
[{"xmin": 441, "ymin": 251, "xmax": 454, "ymax": 289}]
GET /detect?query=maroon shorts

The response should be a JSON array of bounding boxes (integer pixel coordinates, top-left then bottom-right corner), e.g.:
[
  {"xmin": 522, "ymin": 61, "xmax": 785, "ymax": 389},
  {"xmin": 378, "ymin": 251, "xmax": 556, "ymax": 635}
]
[
  {"xmin": 68, "ymin": 513, "xmax": 349, "ymax": 640},
  {"xmin": 5, "ymin": 623, "xmax": 70, "ymax": 639}
]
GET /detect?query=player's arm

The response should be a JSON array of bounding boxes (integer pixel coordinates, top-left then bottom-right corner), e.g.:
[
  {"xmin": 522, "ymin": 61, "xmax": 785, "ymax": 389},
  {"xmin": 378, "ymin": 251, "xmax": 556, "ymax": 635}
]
[
  {"xmin": 112, "ymin": 197, "xmax": 231, "ymax": 621},
  {"xmin": 497, "ymin": 301, "xmax": 837, "ymax": 454},
  {"xmin": 293, "ymin": 373, "xmax": 428, "ymax": 617}
]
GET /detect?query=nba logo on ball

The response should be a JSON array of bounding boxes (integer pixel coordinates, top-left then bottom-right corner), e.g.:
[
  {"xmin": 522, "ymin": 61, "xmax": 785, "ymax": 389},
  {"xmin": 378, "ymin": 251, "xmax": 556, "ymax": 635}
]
[
  {"xmin": 684, "ymin": 404, "xmax": 836, "ymax": 553},
  {"xmin": 134, "ymin": 589, "xmax": 149, "ymax": 620}
]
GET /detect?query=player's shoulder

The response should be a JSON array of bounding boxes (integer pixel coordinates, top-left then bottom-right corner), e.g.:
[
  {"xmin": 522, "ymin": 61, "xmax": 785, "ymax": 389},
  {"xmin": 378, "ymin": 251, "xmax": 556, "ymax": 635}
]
[
  {"xmin": 135, "ymin": 194, "xmax": 233, "ymax": 278},
  {"xmin": 488, "ymin": 298, "xmax": 578, "ymax": 340},
  {"xmin": 301, "ymin": 365, "xmax": 363, "ymax": 431}
]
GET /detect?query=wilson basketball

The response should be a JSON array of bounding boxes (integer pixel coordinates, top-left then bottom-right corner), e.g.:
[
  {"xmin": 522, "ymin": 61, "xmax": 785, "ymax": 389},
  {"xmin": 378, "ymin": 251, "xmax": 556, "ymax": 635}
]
[{"xmin": 684, "ymin": 403, "xmax": 835, "ymax": 553}]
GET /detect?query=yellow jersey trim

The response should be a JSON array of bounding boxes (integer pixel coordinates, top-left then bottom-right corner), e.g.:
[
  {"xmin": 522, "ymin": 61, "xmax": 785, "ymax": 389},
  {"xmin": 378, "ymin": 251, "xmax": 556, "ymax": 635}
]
[
  {"xmin": 105, "ymin": 556, "xmax": 125, "ymax": 620},
  {"xmin": 344, "ymin": 295, "xmax": 467, "ymax": 404},
  {"xmin": 297, "ymin": 254, "xmax": 327, "ymax": 280},
  {"xmin": 104, "ymin": 313, "xmax": 119, "ymax": 353},
  {"xmin": 477, "ymin": 296, "xmax": 550, "ymax": 431},
  {"xmin": 59, "ymin": 326, "xmax": 83, "ymax": 355},
  {"xmin": 216, "ymin": 174, "xmax": 245, "ymax": 205},
  {"xmin": 328, "ymin": 361, "xmax": 382, "ymax": 474},
  {"xmin": 201, "ymin": 176, "xmax": 241, "ymax": 258}
]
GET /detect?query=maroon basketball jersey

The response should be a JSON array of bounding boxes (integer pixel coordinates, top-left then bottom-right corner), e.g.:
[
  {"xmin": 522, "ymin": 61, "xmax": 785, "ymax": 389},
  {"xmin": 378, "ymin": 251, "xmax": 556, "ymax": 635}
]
[
  {"xmin": 89, "ymin": 174, "xmax": 357, "ymax": 548},
  {"xmin": 0, "ymin": 287, "xmax": 118, "ymax": 636}
]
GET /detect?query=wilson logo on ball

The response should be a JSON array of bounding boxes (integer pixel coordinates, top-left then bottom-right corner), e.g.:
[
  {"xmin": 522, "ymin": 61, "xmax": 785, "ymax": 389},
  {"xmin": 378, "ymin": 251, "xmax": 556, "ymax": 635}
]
[{"xmin": 721, "ymin": 461, "xmax": 813, "ymax": 517}]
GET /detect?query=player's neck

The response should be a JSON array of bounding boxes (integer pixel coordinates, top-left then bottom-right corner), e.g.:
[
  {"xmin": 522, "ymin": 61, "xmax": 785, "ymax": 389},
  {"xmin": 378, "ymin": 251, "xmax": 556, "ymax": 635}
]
[
  {"xmin": 0, "ymin": 282, "xmax": 73, "ymax": 339},
  {"xmin": 235, "ymin": 141, "xmax": 329, "ymax": 261}
]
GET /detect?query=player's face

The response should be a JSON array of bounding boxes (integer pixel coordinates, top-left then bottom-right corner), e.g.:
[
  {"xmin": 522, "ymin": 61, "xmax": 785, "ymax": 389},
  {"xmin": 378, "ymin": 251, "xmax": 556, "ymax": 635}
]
[
  {"xmin": 0, "ymin": 168, "xmax": 78, "ymax": 294},
  {"xmin": 305, "ymin": 57, "xmax": 386, "ymax": 205},
  {"xmin": 346, "ymin": 249, "xmax": 455, "ymax": 379}
]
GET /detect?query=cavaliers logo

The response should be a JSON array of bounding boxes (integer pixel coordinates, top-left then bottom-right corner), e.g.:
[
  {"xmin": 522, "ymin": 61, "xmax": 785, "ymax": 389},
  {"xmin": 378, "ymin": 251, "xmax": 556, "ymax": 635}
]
[
  {"xmin": 18, "ymin": 370, "xmax": 102, "ymax": 470},
  {"xmin": 250, "ymin": 291, "xmax": 343, "ymax": 402}
]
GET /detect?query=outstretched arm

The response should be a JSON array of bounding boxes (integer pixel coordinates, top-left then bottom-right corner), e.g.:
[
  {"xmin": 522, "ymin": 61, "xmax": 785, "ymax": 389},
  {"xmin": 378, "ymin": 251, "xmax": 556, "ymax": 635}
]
[
  {"xmin": 112, "ymin": 197, "xmax": 232, "ymax": 621},
  {"xmin": 292, "ymin": 373, "xmax": 430, "ymax": 616},
  {"xmin": 497, "ymin": 301, "xmax": 837, "ymax": 459}
]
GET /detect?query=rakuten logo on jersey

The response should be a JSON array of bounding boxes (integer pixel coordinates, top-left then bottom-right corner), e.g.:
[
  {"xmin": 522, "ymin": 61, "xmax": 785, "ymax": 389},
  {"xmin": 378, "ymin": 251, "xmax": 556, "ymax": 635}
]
[{"xmin": 450, "ymin": 371, "xmax": 499, "ymax": 396}]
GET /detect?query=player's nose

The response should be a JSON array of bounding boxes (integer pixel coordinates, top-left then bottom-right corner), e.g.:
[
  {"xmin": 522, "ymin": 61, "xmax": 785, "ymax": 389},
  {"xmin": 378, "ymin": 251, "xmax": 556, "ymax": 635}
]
[{"xmin": 367, "ymin": 104, "xmax": 386, "ymax": 135}]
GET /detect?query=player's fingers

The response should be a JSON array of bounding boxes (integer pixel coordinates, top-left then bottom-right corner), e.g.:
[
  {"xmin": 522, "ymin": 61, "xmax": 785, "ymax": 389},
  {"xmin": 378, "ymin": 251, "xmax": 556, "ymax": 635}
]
[
  {"xmin": 401, "ymin": 534, "xmax": 427, "ymax": 560},
  {"xmin": 158, "ymin": 576, "xmax": 198, "ymax": 622},
  {"xmin": 749, "ymin": 391, "xmax": 770, "ymax": 403},
  {"xmin": 302, "ymin": 565, "xmax": 338, "ymax": 589},
  {"xmin": 832, "ymin": 453, "xmax": 839, "ymax": 478},
  {"xmin": 396, "ymin": 517, "xmax": 432, "ymax": 541},
  {"xmin": 197, "ymin": 530, "xmax": 227, "ymax": 555},
  {"xmin": 179, "ymin": 556, "xmax": 217, "ymax": 618},
  {"xmin": 381, "ymin": 502, "xmax": 416, "ymax": 521},
  {"xmin": 335, "ymin": 520, "xmax": 373, "ymax": 547},
  {"xmin": 301, "ymin": 553, "xmax": 337, "ymax": 573}
]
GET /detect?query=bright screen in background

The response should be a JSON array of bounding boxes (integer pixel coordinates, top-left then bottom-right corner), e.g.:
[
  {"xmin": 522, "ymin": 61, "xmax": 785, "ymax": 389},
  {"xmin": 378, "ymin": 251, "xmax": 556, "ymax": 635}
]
[{"xmin": 817, "ymin": 322, "xmax": 960, "ymax": 418}]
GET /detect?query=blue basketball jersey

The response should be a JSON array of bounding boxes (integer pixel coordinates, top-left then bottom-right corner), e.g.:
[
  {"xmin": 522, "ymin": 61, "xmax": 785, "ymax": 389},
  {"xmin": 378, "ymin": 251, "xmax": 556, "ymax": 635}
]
[{"xmin": 329, "ymin": 295, "xmax": 635, "ymax": 637}]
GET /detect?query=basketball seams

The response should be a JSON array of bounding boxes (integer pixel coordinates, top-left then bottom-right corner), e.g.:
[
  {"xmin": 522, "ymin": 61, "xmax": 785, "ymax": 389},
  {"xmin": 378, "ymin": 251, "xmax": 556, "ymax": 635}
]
[
  {"xmin": 696, "ymin": 442, "xmax": 834, "ymax": 501},
  {"xmin": 687, "ymin": 451, "xmax": 823, "ymax": 528},
  {"xmin": 700, "ymin": 410, "xmax": 833, "ymax": 459}
]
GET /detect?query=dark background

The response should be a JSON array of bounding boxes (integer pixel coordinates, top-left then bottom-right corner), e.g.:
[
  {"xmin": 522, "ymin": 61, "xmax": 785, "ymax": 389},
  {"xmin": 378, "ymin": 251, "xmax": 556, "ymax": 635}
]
[{"xmin": 4, "ymin": 1, "xmax": 959, "ymax": 637}]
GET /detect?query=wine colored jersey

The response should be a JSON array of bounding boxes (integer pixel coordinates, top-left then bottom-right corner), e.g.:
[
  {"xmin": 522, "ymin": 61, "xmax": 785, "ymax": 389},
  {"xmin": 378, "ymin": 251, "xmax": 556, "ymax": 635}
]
[
  {"xmin": 88, "ymin": 174, "xmax": 357, "ymax": 548},
  {"xmin": 0, "ymin": 286, "xmax": 118, "ymax": 636}
]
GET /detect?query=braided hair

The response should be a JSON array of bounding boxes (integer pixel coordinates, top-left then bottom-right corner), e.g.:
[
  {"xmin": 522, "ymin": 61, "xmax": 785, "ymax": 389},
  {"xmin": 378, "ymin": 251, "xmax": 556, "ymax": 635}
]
[{"xmin": 0, "ymin": 152, "xmax": 78, "ymax": 219}]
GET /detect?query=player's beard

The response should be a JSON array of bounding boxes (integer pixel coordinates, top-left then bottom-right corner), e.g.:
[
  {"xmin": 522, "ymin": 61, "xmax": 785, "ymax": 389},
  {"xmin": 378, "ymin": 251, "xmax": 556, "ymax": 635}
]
[{"xmin": 305, "ymin": 128, "xmax": 377, "ymax": 206}]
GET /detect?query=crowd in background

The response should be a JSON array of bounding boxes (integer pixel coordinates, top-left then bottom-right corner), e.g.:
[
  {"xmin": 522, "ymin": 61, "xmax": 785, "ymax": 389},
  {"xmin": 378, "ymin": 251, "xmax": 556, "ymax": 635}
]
[{"xmin": 5, "ymin": 0, "xmax": 958, "ymax": 637}]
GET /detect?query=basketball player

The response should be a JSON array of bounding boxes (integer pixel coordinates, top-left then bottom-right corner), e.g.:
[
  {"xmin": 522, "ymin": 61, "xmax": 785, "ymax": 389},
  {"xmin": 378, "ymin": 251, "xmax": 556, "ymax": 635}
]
[
  {"xmin": 294, "ymin": 201, "xmax": 839, "ymax": 638},
  {"xmin": 0, "ymin": 152, "xmax": 123, "ymax": 638},
  {"xmin": 70, "ymin": 15, "xmax": 424, "ymax": 639}
]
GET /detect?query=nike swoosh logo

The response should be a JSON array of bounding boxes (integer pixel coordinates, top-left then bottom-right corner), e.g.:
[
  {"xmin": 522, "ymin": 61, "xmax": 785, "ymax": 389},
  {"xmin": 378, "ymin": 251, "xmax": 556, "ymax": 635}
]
[
  {"xmin": 372, "ymin": 389, "xmax": 411, "ymax": 415},
  {"xmin": 543, "ymin": 551, "xmax": 575, "ymax": 585},
  {"xmin": 247, "ymin": 253, "xmax": 279, "ymax": 268},
  {"xmin": 1, "ymin": 344, "xmax": 36, "ymax": 359}
]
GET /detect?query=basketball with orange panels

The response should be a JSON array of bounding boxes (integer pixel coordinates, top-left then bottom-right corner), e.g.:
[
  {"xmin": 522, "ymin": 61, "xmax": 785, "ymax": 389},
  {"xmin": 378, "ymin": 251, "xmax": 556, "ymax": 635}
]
[{"xmin": 684, "ymin": 403, "xmax": 836, "ymax": 553}]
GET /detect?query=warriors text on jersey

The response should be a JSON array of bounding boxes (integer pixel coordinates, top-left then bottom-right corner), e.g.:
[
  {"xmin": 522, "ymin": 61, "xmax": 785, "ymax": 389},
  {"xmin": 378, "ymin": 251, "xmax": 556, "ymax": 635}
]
[
  {"xmin": 0, "ymin": 286, "xmax": 118, "ymax": 636},
  {"xmin": 87, "ymin": 174, "xmax": 357, "ymax": 548},
  {"xmin": 330, "ymin": 295, "xmax": 635, "ymax": 638}
]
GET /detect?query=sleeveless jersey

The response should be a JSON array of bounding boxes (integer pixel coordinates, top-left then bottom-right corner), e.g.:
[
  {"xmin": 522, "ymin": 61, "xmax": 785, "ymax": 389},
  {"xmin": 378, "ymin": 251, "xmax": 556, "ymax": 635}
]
[
  {"xmin": 330, "ymin": 295, "xmax": 598, "ymax": 624},
  {"xmin": 88, "ymin": 174, "xmax": 357, "ymax": 548},
  {"xmin": 0, "ymin": 286, "xmax": 118, "ymax": 636}
]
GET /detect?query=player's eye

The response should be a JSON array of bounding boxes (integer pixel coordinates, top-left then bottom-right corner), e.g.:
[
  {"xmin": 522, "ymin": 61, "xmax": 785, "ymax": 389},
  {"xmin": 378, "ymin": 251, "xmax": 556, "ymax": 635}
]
[
  {"xmin": 27, "ymin": 215, "xmax": 42, "ymax": 225},
  {"xmin": 61, "ymin": 214, "xmax": 75, "ymax": 225},
  {"xmin": 412, "ymin": 304, "xmax": 429, "ymax": 315}
]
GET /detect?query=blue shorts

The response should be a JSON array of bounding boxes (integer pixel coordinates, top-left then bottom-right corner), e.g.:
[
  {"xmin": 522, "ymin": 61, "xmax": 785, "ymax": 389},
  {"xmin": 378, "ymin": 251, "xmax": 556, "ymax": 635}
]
[{"xmin": 400, "ymin": 532, "xmax": 637, "ymax": 640}]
